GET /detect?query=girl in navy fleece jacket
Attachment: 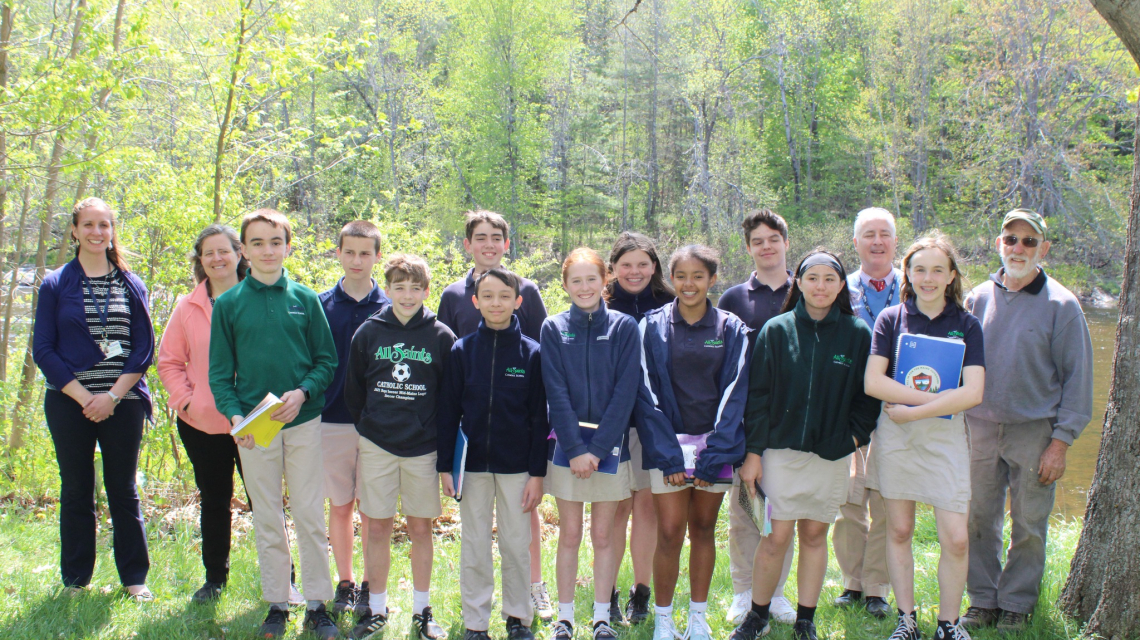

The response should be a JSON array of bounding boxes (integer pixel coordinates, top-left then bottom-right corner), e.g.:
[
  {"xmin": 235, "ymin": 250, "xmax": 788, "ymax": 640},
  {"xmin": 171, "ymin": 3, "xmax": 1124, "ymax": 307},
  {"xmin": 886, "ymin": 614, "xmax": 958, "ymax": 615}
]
[
  {"xmin": 636, "ymin": 245, "xmax": 750, "ymax": 640},
  {"xmin": 541, "ymin": 249, "xmax": 642, "ymax": 640}
]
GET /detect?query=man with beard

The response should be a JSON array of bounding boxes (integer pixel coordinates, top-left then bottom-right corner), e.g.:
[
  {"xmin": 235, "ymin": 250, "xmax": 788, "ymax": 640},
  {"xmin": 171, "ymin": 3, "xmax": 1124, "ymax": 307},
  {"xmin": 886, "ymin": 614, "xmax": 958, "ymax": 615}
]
[{"xmin": 960, "ymin": 209, "xmax": 1093, "ymax": 633}]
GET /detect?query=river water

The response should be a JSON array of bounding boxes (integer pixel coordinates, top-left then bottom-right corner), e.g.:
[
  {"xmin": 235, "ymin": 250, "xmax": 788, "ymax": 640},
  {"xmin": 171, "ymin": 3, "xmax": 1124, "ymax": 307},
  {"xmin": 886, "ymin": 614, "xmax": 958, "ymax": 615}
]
[{"xmin": 1049, "ymin": 307, "xmax": 1116, "ymax": 519}]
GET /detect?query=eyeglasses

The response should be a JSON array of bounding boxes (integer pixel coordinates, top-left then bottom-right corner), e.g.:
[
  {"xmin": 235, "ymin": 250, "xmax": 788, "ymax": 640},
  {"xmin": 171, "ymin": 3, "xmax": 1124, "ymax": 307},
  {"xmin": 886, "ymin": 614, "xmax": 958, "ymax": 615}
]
[{"xmin": 1001, "ymin": 234, "xmax": 1041, "ymax": 248}]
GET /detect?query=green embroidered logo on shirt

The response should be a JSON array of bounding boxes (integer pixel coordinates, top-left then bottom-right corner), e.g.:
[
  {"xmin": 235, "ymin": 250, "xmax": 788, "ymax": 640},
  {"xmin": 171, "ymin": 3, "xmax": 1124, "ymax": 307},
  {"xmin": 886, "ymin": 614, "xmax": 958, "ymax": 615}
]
[
  {"xmin": 833, "ymin": 354, "xmax": 854, "ymax": 367},
  {"xmin": 505, "ymin": 367, "xmax": 526, "ymax": 378},
  {"xmin": 704, "ymin": 339, "xmax": 724, "ymax": 347},
  {"xmin": 947, "ymin": 330, "xmax": 965, "ymax": 339},
  {"xmin": 561, "ymin": 331, "xmax": 576, "ymax": 339},
  {"xmin": 374, "ymin": 342, "xmax": 433, "ymax": 364},
  {"xmin": 288, "ymin": 304, "xmax": 305, "ymax": 316}
]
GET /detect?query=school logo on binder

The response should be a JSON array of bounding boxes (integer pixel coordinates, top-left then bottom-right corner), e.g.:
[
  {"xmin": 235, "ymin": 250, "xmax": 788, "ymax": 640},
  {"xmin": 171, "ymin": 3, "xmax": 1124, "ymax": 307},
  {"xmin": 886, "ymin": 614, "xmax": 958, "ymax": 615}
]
[{"xmin": 905, "ymin": 365, "xmax": 940, "ymax": 393}]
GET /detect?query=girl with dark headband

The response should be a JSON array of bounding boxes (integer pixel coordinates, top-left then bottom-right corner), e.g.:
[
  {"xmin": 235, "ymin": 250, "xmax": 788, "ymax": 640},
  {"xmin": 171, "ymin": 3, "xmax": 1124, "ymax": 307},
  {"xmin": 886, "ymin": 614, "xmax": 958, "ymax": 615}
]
[{"xmin": 730, "ymin": 249, "xmax": 881, "ymax": 640}]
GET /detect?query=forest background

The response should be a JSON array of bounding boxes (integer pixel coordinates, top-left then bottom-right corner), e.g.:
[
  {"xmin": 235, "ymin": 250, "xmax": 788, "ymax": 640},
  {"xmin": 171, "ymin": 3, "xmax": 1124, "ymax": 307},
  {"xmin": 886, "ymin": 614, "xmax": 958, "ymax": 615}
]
[{"xmin": 0, "ymin": 0, "xmax": 1136, "ymax": 498}]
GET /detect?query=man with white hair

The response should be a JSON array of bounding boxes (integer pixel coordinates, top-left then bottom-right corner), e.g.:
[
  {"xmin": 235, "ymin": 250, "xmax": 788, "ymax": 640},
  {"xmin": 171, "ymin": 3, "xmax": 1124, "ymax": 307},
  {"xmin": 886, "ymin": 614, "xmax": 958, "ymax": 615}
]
[
  {"xmin": 832, "ymin": 207, "xmax": 898, "ymax": 619},
  {"xmin": 960, "ymin": 209, "xmax": 1093, "ymax": 633}
]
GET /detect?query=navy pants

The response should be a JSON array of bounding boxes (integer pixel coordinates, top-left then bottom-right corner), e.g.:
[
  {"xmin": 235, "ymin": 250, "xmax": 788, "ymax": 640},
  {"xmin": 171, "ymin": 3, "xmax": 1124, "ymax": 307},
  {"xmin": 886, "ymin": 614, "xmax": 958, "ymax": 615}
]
[
  {"xmin": 177, "ymin": 417, "xmax": 245, "ymax": 584},
  {"xmin": 45, "ymin": 390, "xmax": 150, "ymax": 587}
]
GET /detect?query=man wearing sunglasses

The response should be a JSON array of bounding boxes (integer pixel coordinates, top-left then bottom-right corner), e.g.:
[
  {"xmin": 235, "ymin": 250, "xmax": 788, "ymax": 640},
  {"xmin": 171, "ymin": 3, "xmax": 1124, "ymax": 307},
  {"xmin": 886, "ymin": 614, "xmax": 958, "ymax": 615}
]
[{"xmin": 960, "ymin": 209, "xmax": 1093, "ymax": 633}]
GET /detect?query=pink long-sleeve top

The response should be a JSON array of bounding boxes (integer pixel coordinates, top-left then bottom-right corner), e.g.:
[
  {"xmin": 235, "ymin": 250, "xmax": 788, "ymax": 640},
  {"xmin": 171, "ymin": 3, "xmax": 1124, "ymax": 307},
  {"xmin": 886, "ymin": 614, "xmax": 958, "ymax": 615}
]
[{"xmin": 157, "ymin": 280, "xmax": 231, "ymax": 434}]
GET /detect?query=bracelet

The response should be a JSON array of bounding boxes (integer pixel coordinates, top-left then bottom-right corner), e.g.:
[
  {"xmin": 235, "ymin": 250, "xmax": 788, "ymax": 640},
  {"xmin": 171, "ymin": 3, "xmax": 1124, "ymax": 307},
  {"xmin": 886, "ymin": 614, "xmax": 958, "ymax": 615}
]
[{"xmin": 106, "ymin": 390, "xmax": 122, "ymax": 405}]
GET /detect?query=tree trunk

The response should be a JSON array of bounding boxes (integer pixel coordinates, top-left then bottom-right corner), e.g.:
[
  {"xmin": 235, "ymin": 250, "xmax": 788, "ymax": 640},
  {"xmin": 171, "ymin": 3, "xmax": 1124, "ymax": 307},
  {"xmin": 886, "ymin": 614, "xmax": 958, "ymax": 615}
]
[
  {"xmin": 1058, "ymin": 2, "xmax": 1140, "ymax": 633},
  {"xmin": 776, "ymin": 39, "xmax": 802, "ymax": 205},
  {"xmin": 213, "ymin": 0, "xmax": 253, "ymax": 222},
  {"xmin": 645, "ymin": 0, "xmax": 660, "ymax": 232}
]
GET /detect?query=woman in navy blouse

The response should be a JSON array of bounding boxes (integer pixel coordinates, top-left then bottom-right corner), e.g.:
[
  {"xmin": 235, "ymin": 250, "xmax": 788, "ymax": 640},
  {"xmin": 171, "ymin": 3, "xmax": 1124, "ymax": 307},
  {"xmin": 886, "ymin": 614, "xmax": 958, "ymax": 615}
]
[{"xmin": 33, "ymin": 198, "xmax": 155, "ymax": 600}]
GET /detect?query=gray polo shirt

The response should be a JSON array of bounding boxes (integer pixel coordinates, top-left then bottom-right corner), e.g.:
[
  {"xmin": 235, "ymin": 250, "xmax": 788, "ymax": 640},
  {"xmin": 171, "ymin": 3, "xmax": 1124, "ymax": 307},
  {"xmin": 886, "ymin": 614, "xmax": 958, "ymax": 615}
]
[
  {"xmin": 964, "ymin": 268, "xmax": 1094, "ymax": 444},
  {"xmin": 668, "ymin": 300, "xmax": 727, "ymax": 436}
]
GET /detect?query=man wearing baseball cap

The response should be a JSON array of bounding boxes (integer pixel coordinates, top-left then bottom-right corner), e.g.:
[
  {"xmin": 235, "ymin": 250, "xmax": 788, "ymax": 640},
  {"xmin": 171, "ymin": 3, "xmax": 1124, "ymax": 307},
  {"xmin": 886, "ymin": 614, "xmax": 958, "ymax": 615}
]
[{"xmin": 959, "ymin": 209, "xmax": 1093, "ymax": 633}]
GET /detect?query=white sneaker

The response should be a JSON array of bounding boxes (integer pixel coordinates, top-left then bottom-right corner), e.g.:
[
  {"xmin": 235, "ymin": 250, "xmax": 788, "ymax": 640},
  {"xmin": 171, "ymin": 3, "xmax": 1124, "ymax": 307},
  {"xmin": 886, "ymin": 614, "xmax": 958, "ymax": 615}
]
[
  {"xmin": 653, "ymin": 613, "xmax": 682, "ymax": 640},
  {"xmin": 531, "ymin": 582, "xmax": 554, "ymax": 622},
  {"xmin": 769, "ymin": 596, "xmax": 796, "ymax": 625},
  {"xmin": 727, "ymin": 590, "xmax": 752, "ymax": 625},
  {"xmin": 683, "ymin": 611, "xmax": 712, "ymax": 640},
  {"xmin": 288, "ymin": 582, "xmax": 304, "ymax": 606}
]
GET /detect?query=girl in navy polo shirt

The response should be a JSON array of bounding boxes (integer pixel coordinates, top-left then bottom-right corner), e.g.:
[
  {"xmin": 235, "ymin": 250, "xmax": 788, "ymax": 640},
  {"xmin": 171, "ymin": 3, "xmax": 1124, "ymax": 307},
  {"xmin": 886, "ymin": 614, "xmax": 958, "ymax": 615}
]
[
  {"xmin": 602, "ymin": 231, "xmax": 675, "ymax": 624},
  {"xmin": 863, "ymin": 234, "xmax": 985, "ymax": 640},
  {"xmin": 637, "ymin": 245, "xmax": 749, "ymax": 640},
  {"xmin": 542, "ymin": 248, "xmax": 642, "ymax": 640}
]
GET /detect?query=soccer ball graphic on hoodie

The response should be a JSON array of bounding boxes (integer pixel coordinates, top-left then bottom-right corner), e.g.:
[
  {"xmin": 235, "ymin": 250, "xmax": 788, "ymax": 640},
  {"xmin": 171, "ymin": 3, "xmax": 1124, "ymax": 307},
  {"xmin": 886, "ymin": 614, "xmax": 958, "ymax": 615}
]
[{"xmin": 392, "ymin": 362, "xmax": 412, "ymax": 382}]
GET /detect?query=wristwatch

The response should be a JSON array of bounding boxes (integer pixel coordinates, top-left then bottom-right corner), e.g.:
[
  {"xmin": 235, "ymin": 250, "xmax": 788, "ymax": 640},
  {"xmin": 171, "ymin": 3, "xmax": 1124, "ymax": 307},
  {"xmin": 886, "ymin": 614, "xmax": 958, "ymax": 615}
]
[
  {"xmin": 106, "ymin": 390, "xmax": 122, "ymax": 405},
  {"xmin": 298, "ymin": 385, "xmax": 311, "ymax": 402}
]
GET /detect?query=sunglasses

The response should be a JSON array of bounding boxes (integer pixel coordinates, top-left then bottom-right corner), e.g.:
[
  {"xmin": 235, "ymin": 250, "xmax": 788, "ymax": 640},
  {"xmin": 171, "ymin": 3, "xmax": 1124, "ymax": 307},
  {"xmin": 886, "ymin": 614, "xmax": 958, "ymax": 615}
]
[{"xmin": 1001, "ymin": 234, "xmax": 1041, "ymax": 248}]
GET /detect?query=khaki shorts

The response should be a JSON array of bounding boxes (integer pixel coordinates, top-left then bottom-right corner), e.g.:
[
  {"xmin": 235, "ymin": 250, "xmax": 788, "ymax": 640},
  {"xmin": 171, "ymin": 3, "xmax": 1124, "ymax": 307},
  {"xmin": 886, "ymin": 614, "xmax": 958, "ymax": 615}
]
[
  {"xmin": 357, "ymin": 437, "xmax": 442, "ymax": 520},
  {"xmin": 544, "ymin": 460, "xmax": 632, "ymax": 503},
  {"xmin": 321, "ymin": 422, "xmax": 360, "ymax": 506},
  {"xmin": 649, "ymin": 469, "xmax": 732, "ymax": 495},
  {"xmin": 628, "ymin": 429, "xmax": 652, "ymax": 492}
]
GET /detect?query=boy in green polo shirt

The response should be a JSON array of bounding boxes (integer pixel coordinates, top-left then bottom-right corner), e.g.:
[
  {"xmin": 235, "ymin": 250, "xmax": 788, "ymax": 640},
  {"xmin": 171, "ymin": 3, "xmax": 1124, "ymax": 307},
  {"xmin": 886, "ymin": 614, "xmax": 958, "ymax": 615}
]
[{"xmin": 209, "ymin": 209, "xmax": 340, "ymax": 640}]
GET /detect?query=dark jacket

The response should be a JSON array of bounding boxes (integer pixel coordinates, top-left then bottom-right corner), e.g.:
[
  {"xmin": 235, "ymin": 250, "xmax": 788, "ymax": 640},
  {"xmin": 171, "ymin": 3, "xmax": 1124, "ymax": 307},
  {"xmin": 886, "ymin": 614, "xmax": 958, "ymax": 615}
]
[
  {"xmin": 436, "ymin": 316, "xmax": 549, "ymax": 477},
  {"xmin": 606, "ymin": 283, "xmax": 674, "ymax": 322},
  {"xmin": 635, "ymin": 301, "xmax": 750, "ymax": 482},
  {"xmin": 744, "ymin": 300, "xmax": 880, "ymax": 461},
  {"xmin": 319, "ymin": 278, "xmax": 389, "ymax": 423},
  {"xmin": 540, "ymin": 300, "xmax": 641, "ymax": 461},
  {"xmin": 345, "ymin": 305, "xmax": 456, "ymax": 457},
  {"xmin": 437, "ymin": 268, "xmax": 547, "ymax": 340},
  {"xmin": 33, "ymin": 259, "xmax": 155, "ymax": 417}
]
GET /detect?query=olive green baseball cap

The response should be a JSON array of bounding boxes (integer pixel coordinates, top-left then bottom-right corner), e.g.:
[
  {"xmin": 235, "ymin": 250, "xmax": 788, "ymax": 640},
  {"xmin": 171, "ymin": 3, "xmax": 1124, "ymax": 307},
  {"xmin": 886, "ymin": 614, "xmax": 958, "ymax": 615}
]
[{"xmin": 1002, "ymin": 208, "xmax": 1047, "ymax": 237}]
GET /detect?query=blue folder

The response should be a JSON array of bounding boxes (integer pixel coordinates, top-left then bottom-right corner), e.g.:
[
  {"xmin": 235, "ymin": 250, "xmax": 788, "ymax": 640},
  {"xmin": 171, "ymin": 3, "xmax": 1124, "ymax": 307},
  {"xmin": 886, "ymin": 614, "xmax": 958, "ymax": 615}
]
[
  {"xmin": 893, "ymin": 332, "xmax": 967, "ymax": 420},
  {"xmin": 452, "ymin": 428, "xmax": 469, "ymax": 501},
  {"xmin": 551, "ymin": 422, "xmax": 627, "ymax": 475}
]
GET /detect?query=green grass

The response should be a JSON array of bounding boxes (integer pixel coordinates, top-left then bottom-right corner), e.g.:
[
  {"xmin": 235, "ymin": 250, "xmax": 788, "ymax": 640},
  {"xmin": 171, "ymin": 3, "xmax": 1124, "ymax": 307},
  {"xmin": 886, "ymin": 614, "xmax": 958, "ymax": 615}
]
[{"xmin": 0, "ymin": 499, "xmax": 1088, "ymax": 640}]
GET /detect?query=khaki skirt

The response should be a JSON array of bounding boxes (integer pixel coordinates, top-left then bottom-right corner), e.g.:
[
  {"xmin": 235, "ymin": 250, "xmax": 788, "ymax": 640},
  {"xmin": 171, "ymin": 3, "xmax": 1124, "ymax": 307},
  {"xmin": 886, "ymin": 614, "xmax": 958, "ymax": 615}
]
[
  {"xmin": 545, "ymin": 460, "xmax": 633, "ymax": 503},
  {"xmin": 627, "ymin": 429, "xmax": 652, "ymax": 492},
  {"xmin": 760, "ymin": 448, "xmax": 852, "ymax": 523},
  {"xmin": 867, "ymin": 412, "xmax": 970, "ymax": 514}
]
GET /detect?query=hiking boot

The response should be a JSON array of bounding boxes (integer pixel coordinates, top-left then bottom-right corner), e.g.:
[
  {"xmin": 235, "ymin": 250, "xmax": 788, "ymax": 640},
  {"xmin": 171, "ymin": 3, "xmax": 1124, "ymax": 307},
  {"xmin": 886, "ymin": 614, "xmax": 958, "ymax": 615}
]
[
  {"xmin": 609, "ymin": 588, "xmax": 625, "ymax": 626},
  {"xmin": 464, "ymin": 631, "xmax": 492, "ymax": 640},
  {"xmin": 791, "ymin": 620, "xmax": 817, "ymax": 640},
  {"xmin": 727, "ymin": 590, "xmax": 752, "ymax": 625},
  {"xmin": 959, "ymin": 607, "xmax": 1000, "ymax": 629},
  {"xmin": 727, "ymin": 610, "xmax": 770, "ymax": 640},
  {"xmin": 834, "ymin": 590, "xmax": 862, "ymax": 607},
  {"xmin": 770, "ymin": 597, "xmax": 795, "ymax": 625},
  {"xmin": 191, "ymin": 581, "xmax": 225, "ymax": 604},
  {"xmin": 303, "ymin": 604, "xmax": 341, "ymax": 640},
  {"xmin": 996, "ymin": 611, "xmax": 1028, "ymax": 634},
  {"xmin": 626, "ymin": 584, "xmax": 651, "ymax": 625},
  {"xmin": 593, "ymin": 621, "xmax": 618, "ymax": 640},
  {"xmin": 507, "ymin": 616, "xmax": 535, "ymax": 640},
  {"xmin": 888, "ymin": 611, "xmax": 921, "ymax": 640},
  {"xmin": 866, "ymin": 597, "xmax": 892, "ymax": 619},
  {"xmin": 259, "ymin": 607, "xmax": 291, "ymax": 639},
  {"xmin": 414, "ymin": 606, "xmax": 446, "ymax": 640},
  {"xmin": 936, "ymin": 620, "xmax": 972, "ymax": 640},
  {"xmin": 551, "ymin": 620, "xmax": 573, "ymax": 640},
  {"xmin": 333, "ymin": 580, "xmax": 358, "ymax": 619},
  {"xmin": 350, "ymin": 608, "xmax": 389, "ymax": 640}
]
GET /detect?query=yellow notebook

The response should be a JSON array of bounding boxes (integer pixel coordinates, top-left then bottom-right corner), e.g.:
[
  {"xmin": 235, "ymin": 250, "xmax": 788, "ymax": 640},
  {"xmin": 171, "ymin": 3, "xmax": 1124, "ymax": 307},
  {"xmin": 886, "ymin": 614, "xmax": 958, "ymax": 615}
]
[{"xmin": 230, "ymin": 392, "xmax": 286, "ymax": 448}]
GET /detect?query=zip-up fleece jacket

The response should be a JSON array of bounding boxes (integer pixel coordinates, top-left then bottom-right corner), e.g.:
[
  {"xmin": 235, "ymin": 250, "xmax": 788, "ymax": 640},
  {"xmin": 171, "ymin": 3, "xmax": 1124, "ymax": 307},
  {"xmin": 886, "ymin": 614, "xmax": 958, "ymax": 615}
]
[
  {"xmin": 344, "ymin": 305, "xmax": 456, "ymax": 457},
  {"xmin": 157, "ymin": 279, "xmax": 231, "ymax": 434},
  {"xmin": 635, "ymin": 301, "xmax": 750, "ymax": 483},
  {"xmin": 436, "ymin": 316, "xmax": 549, "ymax": 477},
  {"xmin": 540, "ymin": 300, "xmax": 641, "ymax": 461},
  {"xmin": 744, "ymin": 300, "xmax": 880, "ymax": 460}
]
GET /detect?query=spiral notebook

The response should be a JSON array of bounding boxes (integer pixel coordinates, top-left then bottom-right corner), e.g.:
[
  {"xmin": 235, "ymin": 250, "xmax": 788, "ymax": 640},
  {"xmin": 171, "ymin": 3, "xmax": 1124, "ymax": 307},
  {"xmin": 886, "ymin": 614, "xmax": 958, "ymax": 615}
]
[{"xmin": 893, "ymin": 332, "xmax": 966, "ymax": 420}]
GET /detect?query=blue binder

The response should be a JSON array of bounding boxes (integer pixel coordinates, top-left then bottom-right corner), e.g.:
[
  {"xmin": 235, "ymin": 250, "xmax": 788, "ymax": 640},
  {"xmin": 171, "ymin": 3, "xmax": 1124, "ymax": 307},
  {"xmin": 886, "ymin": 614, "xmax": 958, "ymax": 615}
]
[
  {"xmin": 893, "ymin": 332, "xmax": 967, "ymax": 420},
  {"xmin": 551, "ymin": 422, "xmax": 627, "ymax": 475},
  {"xmin": 452, "ymin": 428, "xmax": 469, "ymax": 501}
]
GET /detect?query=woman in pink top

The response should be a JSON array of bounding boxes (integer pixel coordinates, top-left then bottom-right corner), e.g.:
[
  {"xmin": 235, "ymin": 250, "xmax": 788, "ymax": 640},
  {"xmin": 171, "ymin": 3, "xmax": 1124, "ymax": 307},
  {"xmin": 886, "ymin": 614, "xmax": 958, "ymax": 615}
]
[{"xmin": 157, "ymin": 224, "xmax": 248, "ymax": 603}]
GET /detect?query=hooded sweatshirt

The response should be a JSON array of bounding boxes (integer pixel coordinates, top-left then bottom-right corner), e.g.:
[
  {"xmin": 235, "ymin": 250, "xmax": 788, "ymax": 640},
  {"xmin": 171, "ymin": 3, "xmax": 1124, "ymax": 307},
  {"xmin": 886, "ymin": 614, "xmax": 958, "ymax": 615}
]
[{"xmin": 344, "ymin": 304, "xmax": 456, "ymax": 457}]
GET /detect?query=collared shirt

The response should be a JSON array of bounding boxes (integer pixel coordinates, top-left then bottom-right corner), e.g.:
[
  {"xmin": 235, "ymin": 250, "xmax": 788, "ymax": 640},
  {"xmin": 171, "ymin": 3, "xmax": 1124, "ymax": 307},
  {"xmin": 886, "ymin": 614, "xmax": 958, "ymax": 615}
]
[
  {"xmin": 871, "ymin": 298, "xmax": 986, "ymax": 378},
  {"xmin": 848, "ymin": 267, "xmax": 903, "ymax": 330},
  {"xmin": 319, "ymin": 278, "xmax": 390, "ymax": 423},
  {"xmin": 717, "ymin": 270, "xmax": 793, "ymax": 332},
  {"xmin": 859, "ymin": 269, "xmax": 897, "ymax": 289},
  {"xmin": 668, "ymin": 300, "xmax": 727, "ymax": 435},
  {"xmin": 989, "ymin": 267, "xmax": 1047, "ymax": 294},
  {"xmin": 436, "ymin": 267, "xmax": 547, "ymax": 340}
]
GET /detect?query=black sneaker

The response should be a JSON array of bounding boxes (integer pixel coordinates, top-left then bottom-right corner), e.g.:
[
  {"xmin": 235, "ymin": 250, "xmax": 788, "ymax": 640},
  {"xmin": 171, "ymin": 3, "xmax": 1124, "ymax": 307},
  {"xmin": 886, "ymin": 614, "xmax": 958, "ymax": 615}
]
[
  {"xmin": 727, "ymin": 610, "xmax": 770, "ymax": 640},
  {"xmin": 303, "ymin": 604, "xmax": 341, "ymax": 640},
  {"xmin": 191, "ymin": 581, "xmax": 225, "ymax": 604},
  {"xmin": 550, "ymin": 620, "xmax": 573, "ymax": 640},
  {"xmin": 333, "ymin": 580, "xmax": 358, "ymax": 619},
  {"xmin": 414, "ymin": 606, "xmax": 447, "ymax": 640},
  {"xmin": 834, "ymin": 590, "xmax": 863, "ymax": 607},
  {"xmin": 625, "ymin": 584, "xmax": 651, "ymax": 625},
  {"xmin": 350, "ymin": 608, "xmax": 389, "ymax": 640},
  {"xmin": 936, "ymin": 620, "xmax": 971, "ymax": 640},
  {"xmin": 507, "ymin": 616, "xmax": 535, "ymax": 640},
  {"xmin": 888, "ymin": 612, "xmax": 922, "ymax": 640},
  {"xmin": 258, "ymin": 607, "xmax": 290, "ymax": 639},
  {"xmin": 866, "ymin": 596, "xmax": 892, "ymax": 619},
  {"xmin": 355, "ymin": 581, "xmax": 372, "ymax": 617},
  {"xmin": 609, "ymin": 588, "xmax": 625, "ymax": 626},
  {"xmin": 792, "ymin": 620, "xmax": 817, "ymax": 640},
  {"xmin": 464, "ymin": 631, "xmax": 492, "ymax": 640},
  {"xmin": 593, "ymin": 621, "xmax": 618, "ymax": 640}
]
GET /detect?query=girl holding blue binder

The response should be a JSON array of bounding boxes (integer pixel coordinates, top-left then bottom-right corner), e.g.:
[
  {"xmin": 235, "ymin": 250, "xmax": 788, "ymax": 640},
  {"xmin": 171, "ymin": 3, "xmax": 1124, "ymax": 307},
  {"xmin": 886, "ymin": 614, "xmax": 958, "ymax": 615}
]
[
  {"xmin": 541, "ymin": 248, "xmax": 643, "ymax": 640},
  {"xmin": 863, "ymin": 234, "xmax": 985, "ymax": 640}
]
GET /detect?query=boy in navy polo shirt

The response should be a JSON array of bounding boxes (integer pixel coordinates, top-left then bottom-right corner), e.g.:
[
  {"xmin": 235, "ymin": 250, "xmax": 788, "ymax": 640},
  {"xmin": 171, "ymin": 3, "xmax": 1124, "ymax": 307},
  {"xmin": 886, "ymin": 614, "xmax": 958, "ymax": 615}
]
[
  {"xmin": 436, "ymin": 209, "xmax": 553, "ymax": 619},
  {"xmin": 717, "ymin": 209, "xmax": 796, "ymax": 625},
  {"xmin": 437, "ymin": 269, "xmax": 548, "ymax": 640},
  {"xmin": 318, "ymin": 220, "xmax": 390, "ymax": 618}
]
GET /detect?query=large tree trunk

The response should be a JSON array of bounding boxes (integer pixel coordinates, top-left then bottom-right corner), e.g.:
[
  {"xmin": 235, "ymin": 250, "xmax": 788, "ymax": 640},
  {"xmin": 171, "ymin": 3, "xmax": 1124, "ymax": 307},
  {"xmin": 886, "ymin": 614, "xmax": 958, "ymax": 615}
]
[{"xmin": 1058, "ymin": 2, "xmax": 1140, "ymax": 634}]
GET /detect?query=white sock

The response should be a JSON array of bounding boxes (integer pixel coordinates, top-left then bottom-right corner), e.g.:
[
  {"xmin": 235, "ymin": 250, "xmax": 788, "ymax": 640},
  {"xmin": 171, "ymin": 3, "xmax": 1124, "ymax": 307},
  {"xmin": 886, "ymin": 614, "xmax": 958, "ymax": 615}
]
[
  {"xmin": 413, "ymin": 590, "xmax": 430, "ymax": 614},
  {"xmin": 369, "ymin": 591, "xmax": 388, "ymax": 615},
  {"xmin": 593, "ymin": 601, "xmax": 609, "ymax": 624},
  {"xmin": 689, "ymin": 601, "xmax": 707, "ymax": 615},
  {"xmin": 558, "ymin": 602, "xmax": 575, "ymax": 623},
  {"xmin": 655, "ymin": 605, "xmax": 673, "ymax": 618}
]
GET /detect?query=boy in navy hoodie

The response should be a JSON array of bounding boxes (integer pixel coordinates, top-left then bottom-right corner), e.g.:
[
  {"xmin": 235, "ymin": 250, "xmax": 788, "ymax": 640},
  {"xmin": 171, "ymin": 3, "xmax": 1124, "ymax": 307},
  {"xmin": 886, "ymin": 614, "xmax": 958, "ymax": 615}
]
[
  {"xmin": 437, "ymin": 268, "xmax": 548, "ymax": 640},
  {"xmin": 344, "ymin": 254, "xmax": 456, "ymax": 640}
]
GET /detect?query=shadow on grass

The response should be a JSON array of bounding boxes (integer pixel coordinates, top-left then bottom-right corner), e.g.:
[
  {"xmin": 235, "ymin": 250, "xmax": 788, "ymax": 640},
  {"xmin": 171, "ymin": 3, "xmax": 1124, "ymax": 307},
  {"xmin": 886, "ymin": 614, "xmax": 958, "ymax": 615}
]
[
  {"xmin": 131, "ymin": 598, "xmax": 270, "ymax": 640},
  {"xmin": 0, "ymin": 589, "xmax": 114, "ymax": 639}
]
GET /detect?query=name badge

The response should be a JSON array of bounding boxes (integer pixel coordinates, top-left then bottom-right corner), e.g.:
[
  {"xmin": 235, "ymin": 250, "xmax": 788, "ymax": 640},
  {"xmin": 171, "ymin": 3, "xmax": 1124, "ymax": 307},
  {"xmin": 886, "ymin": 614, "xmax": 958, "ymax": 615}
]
[{"xmin": 101, "ymin": 340, "xmax": 123, "ymax": 359}]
